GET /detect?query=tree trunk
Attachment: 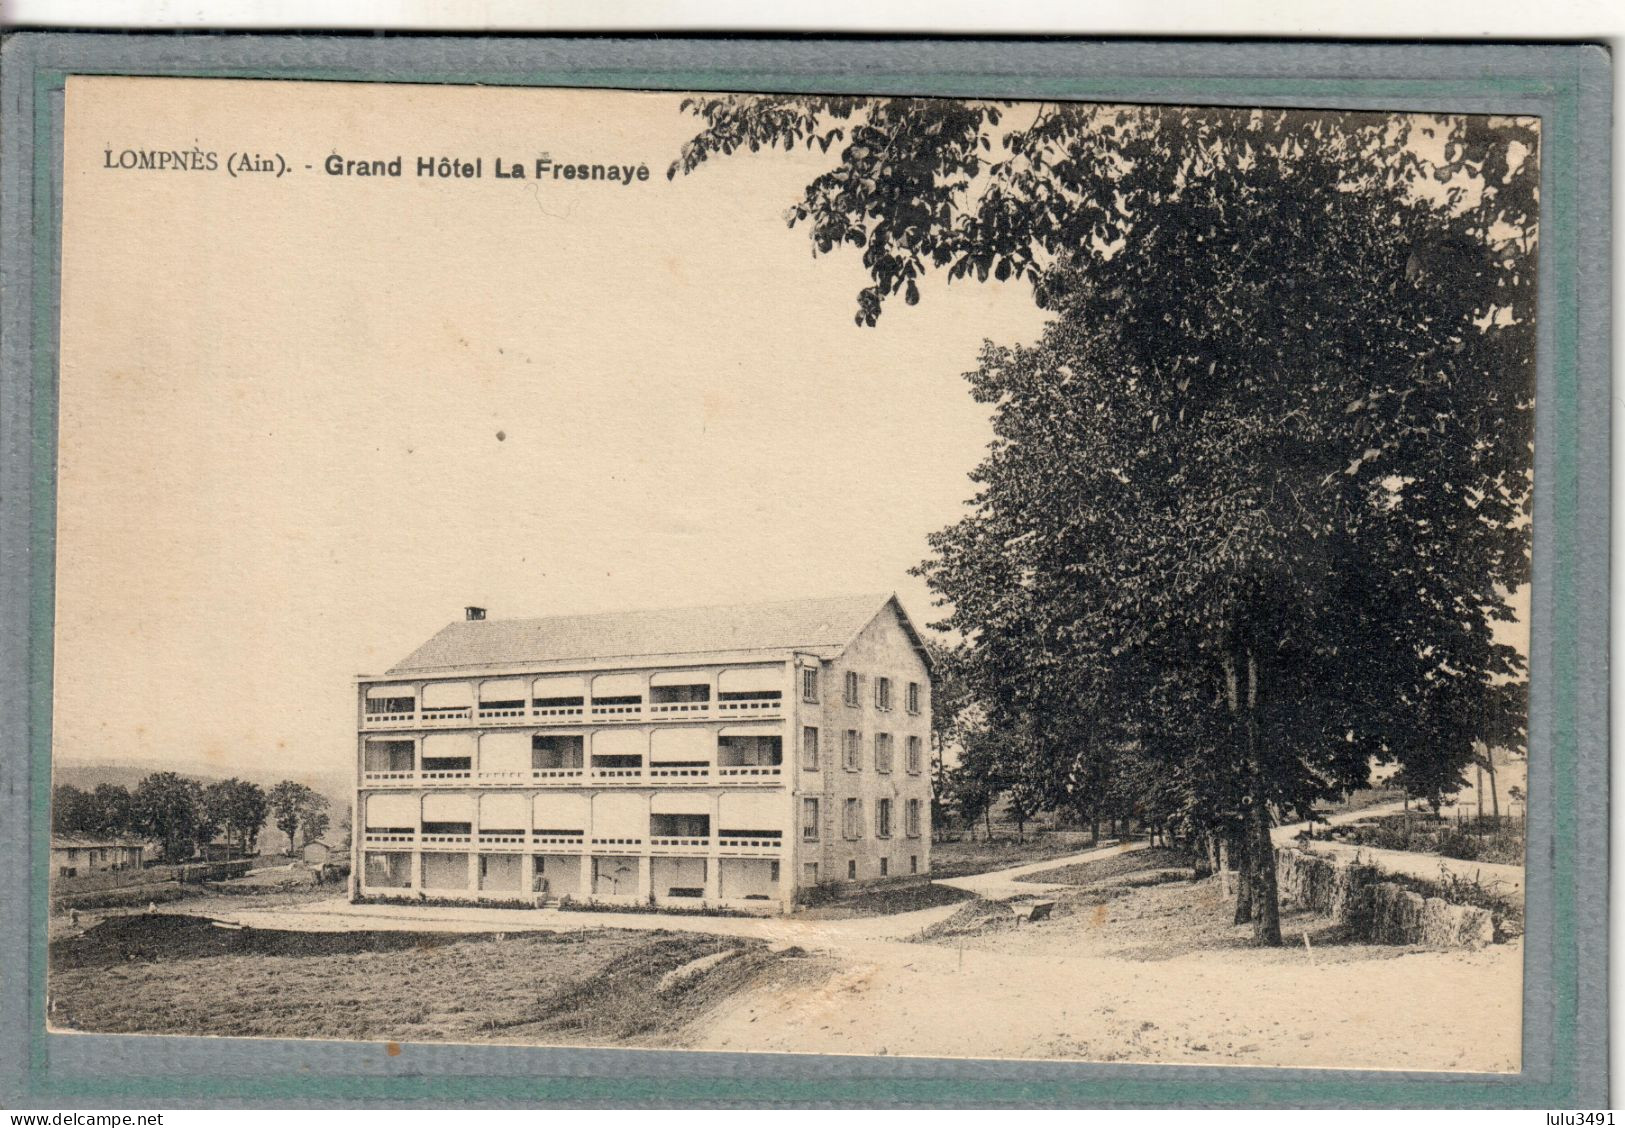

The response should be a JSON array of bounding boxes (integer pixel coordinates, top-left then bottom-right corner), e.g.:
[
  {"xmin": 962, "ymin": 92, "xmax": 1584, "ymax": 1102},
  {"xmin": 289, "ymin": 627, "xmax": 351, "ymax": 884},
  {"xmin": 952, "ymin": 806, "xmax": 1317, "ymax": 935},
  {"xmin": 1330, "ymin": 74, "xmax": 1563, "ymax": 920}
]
[
  {"xmin": 1090, "ymin": 815, "xmax": 1100, "ymax": 845},
  {"xmin": 1232, "ymin": 835, "xmax": 1253, "ymax": 924},
  {"xmin": 1244, "ymin": 648, "xmax": 1283, "ymax": 946},
  {"xmin": 1485, "ymin": 756, "xmax": 1500, "ymax": 820}
]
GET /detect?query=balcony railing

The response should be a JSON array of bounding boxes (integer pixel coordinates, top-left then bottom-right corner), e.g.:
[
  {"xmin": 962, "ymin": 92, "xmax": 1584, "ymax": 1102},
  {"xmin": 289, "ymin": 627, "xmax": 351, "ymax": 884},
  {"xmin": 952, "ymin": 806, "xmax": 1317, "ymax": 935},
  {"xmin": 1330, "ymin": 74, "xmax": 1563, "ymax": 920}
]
[
  {"xmin": 718, "ymin": 835, "xmax": 783, "ymax": 850},
  {"xmin": 362, "ymin": 830, "xmax": 415, "ymax": 845},
  {"xmin": 590, "ymin": 702, "xmax": 643, "ymax": 719},
  {"xmin": 364, "ymin": 696, "xmax": 785, "ymax": 729},
  {"xmin": 532, "ymin": 767, "xmax": 586, "ymax": 781},
  {"xmin": 647, "ymin": 701, "xmax": 710, "ymax": 716},
  {"xmin": 478, "ymin": 832, "xmax": 526, "ymax": 851},
  {"xmin": 716, "ymin": 696, "xmax": 782, "ymax": 716},
  {"xmin": 649, "ymin": 835, "xmax": 710, "ymax": 851},
  {"xmin": 362, "ymin": 767, "xmax": 785, "ymax": 787},
  {"xmin": 716, "ymin": 765, "xmax": 783, "ymax": 779},
  {"xmin": 362, "ymin": 830, "xmax": 785, "ymax": 855},
  {"xmin": 478, "ymin": 705, "xmax": 527, "ymax": 720},
  {"xmin": 647, "ymin": 765, "xmax": 710, "ymax": 780}
]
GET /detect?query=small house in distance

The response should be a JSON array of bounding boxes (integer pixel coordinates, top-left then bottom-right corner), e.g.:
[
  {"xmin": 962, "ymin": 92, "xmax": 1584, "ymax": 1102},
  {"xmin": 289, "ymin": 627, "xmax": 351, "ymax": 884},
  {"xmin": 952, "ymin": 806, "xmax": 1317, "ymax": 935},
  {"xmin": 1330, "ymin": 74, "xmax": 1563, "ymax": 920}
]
[
  {"xmin": 50, "ymin": 836, "xmax": 146, "ymax": 877},
  {"xmin": 353, "ymin": 593, "xmax": 934, "ymax": 913},
  {"xmin": 302, "ymin": 840, "xmax": 339, "ymax": 865}
]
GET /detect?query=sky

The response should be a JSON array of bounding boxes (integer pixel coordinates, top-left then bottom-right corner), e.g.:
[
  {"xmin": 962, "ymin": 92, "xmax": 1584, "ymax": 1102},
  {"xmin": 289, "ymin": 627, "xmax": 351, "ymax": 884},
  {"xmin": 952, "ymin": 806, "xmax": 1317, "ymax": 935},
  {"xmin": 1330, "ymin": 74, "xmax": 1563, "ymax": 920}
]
[
  {"xmin": 53, "ymin": 80, "xmax": 1531, "ymax": 784},
  {"xmin": 53, "ymin": 79, "xmax": 1053, "ymax": 779}
]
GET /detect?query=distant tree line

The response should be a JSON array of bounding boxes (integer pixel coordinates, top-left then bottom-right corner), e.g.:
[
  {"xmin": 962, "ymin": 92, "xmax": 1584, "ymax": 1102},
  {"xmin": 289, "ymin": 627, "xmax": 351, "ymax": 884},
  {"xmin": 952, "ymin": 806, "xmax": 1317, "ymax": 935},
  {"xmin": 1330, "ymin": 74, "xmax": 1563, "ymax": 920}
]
[{"xmin": 53, "ymin": 774, "xmax": 335, "ymax": 865}]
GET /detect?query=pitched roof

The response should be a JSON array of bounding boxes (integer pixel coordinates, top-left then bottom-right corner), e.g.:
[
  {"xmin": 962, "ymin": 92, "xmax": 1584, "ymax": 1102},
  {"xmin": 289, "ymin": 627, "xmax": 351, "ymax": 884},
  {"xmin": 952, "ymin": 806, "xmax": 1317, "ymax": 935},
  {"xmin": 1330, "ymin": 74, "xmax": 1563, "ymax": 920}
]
[
  {"xmin": 52, "ymin": 836, "xmax": 146, "ymax": 850},
  {"xmin": 388, "ymin": 593, "xmax": 910, "ymax": 674}
]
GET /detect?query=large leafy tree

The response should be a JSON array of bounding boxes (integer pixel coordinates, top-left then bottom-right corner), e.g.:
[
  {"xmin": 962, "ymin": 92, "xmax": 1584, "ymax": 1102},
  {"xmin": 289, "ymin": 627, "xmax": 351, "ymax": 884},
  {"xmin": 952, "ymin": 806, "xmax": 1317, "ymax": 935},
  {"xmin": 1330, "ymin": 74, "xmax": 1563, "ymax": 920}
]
[
  {"xmin": 674, "ymin": 98, "xmax": 1534, "ymax": 944},
  {"xmin": 204, "ymin": 778, "xmax": 268, "ymax": 858},
  {"xmin": 132, "ymin": 772, "xmax": 213, "ymax": 864},
  {"xmin": 267, "ymin": 781, "xmax": 327, "ymax": 856}
]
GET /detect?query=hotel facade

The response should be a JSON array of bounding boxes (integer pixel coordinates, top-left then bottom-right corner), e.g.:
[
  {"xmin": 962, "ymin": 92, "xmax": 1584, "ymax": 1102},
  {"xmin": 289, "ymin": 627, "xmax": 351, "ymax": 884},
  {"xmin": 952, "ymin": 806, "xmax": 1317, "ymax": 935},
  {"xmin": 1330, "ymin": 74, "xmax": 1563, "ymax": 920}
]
[{"xmin": 353, "ymin": 593, "xmax": 933, "ymax": 912}]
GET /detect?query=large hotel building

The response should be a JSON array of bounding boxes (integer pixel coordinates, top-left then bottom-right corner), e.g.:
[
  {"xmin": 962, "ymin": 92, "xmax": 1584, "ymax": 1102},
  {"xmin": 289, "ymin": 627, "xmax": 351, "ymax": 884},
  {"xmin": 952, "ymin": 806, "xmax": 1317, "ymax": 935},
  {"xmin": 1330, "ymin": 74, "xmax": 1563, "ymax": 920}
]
[{"xmin": 354, "ymin": 593, "xmax": 933, "ymax": 912}]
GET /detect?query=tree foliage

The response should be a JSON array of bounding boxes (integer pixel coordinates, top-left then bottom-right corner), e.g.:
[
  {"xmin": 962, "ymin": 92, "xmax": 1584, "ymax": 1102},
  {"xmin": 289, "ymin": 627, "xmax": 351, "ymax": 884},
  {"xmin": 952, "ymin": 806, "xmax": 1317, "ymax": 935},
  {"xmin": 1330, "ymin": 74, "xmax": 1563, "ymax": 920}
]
[
  {"xmin": 268, "ymin": 781, "xmax": 328, "ymax": 855},
  {"xmin": 674, "ymin": 98, "xmax": 1535, "ymax": 943},
  {"xmin": 204, "ymin": 778, "xmax": 268, "ymax": 858}
]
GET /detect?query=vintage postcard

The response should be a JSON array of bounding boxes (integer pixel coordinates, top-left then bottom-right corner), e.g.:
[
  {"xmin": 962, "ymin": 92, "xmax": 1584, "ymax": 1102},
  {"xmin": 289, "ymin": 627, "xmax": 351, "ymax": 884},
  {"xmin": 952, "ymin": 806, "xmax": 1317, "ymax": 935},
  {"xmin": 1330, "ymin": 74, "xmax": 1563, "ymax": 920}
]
[{"xmin": 39, "ymin": 69, "xmax": 1545, "ymax": 1078}]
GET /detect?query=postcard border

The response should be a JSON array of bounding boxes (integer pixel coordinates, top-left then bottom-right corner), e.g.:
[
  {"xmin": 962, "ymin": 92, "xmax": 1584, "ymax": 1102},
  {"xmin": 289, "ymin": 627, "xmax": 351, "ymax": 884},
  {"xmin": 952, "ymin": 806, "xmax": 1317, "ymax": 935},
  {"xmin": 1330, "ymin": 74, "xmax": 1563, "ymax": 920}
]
[{"xmin": 0, "ymin": 33, "xmax": 1609, "ymax": 1109}]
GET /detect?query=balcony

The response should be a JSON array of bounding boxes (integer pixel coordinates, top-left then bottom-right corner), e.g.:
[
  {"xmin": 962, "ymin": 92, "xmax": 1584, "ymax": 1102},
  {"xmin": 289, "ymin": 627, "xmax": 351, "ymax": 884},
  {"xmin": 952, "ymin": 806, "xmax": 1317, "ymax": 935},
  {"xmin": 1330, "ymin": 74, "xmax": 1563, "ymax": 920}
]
[
  {"xmin": 717, "ymin": 834, "xmax": 783, "ymax": 852},
  {"xmin": 361, "ymin": 766, "xmax": 788, "ymax": 788},
  {"xmin": 363, "ymin": 696, "xmax": 787, "ymax": 730},
  {"xmin": 362, "ymin": 709, "xmax": 416, "ymax": 729},
  {"xmin": 716, "ymin": 765, "xmax": 782, "ymax": 780},
  {"xmin": 477, "ymin": 830, "xmax": 527, "ymax": 851},
  {"xmin": 362, "ymin": 830, "xmax": 785, "ymax": 857},
  {"xmin": 715, "ymin": 693, "xmax": 782, "ymax": 717},
  {"xmin": 648, "ymin": 835, "xmax": 710, "ymax": 853},
  {"xmin": 532, "ymin": 767, "xmax": 586, "ymax": 782},
  {"xmin": 647, "ymin": 764, "xmax": 711, "ymax": 781}
]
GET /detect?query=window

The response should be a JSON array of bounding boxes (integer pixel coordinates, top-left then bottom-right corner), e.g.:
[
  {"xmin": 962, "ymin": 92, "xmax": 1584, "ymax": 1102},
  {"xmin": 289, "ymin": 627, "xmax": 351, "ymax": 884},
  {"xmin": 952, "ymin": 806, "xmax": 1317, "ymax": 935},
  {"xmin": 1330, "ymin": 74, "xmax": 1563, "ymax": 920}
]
[
  {"xmin": 910, "ymin": 855, "xmax": 918, "ymax": 874},
  {"xmin": 906, "ymin": 798, "xmax": 922, "ymax": 837},
  {"xmin": 843, "ymin": 671, "xmax": 860, "ymax": 706},
  {"xmin": 906, "ymin": 735, "xmax": 923, "ymax": 774},
  {"xmin": 843, "ymin": 798, "xmax": 863, "ymax": 839},
  {"xmin": 875, "ymin": 732, "xmax": 894, "ymax": 774},
  {"xmin": 801, "ymin": 797, "xmax": 820, "ymax": 842},
  {"xmin": 907, "ymin": 681, "xmax": 921, "ymax": 714},
  {"xmin": 880, "ymin": 857, "xmax": 889, "ymax": 877},
  {"xmin": 801, "ymin": 666, "xmax": 820, "ymax": 703},
  {"xmin": 876, "ymin": 798, "xmax": 893, "ymax": 838},
  {"xmin": 802, "ymin": 726, "xmax": 819, "ymax": 770},
  {"xmin": 803, "ymin": 862, "xmax": 818, "ymax": 884},
  {"xmin": 843, "ymin": 730, "xmax": 861, "ymax": 771},
  {"xmin": 848, "ymin": 859, "xmax": 857, "ymax": 880},
  {"xmin": 875, "ymin": 677, "xmax": 893, "ymax": 711}
]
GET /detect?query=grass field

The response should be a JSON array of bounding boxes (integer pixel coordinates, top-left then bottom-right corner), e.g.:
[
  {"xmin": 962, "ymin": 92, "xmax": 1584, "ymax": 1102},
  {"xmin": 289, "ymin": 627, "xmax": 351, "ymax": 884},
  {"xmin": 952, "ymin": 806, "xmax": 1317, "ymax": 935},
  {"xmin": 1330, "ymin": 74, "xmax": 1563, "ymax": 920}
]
[
  {"xmin": 1017, "ymin": 847, "xmax": 1195, "ymax": 887},
  {"xmin": 48, "ymin": 914, "xmax": 820, "ymax": 1046},
  {"xmin": 928, "ymin": 832, "xmax": 1109, "ymax": 879},
  {"xmin": 794, "ymin": 876, "xmax": 973, "ymax": 919}
]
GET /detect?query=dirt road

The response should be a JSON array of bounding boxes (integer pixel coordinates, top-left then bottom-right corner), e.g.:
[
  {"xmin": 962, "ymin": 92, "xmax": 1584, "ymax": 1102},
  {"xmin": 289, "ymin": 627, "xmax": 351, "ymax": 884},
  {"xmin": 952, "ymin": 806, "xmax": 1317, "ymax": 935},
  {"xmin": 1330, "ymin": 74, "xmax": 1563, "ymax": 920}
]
[{"xmin": 691, "ymin": 881, "xmax": 1523, "ymax": 1072}]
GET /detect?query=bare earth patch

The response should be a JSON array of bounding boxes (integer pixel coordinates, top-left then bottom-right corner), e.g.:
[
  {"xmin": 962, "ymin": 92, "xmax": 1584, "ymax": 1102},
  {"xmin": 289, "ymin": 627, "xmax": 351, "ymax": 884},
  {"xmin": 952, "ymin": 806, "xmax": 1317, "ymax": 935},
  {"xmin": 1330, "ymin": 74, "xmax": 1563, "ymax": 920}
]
[
  {"xmin": 690, "ymin": 875, "xmax": 1521, "ymax": 1071},
  {"xmin": 48, "ymin": 914, "xmax": 818, "ymax": 1047}
]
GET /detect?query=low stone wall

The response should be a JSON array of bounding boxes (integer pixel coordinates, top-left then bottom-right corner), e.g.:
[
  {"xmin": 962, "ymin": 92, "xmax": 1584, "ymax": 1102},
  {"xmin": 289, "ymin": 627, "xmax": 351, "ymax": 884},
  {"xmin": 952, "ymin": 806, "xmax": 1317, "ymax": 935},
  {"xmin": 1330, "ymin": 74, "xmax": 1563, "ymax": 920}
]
[
  {"xmin": 1274, "ymin": 846, "xmax": 1494, "ymax": 949},
  {"xmin": 1369, "ymin": 881, "xmax": 1495, "ymax": 949}
]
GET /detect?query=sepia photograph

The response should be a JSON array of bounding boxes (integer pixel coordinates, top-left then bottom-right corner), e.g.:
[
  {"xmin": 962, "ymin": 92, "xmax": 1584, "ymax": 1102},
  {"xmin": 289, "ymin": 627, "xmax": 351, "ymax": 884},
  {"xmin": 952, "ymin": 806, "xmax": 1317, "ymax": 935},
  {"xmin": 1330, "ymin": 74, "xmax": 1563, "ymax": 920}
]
[{"xmin": 42, "ymin": 71, "xmax": 1540, "ymax": 1077}]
